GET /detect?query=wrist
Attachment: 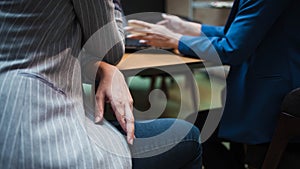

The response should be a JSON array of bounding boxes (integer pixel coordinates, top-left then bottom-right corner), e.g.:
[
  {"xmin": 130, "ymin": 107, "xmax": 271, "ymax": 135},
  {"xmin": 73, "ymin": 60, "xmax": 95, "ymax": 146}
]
[
  {"xmin": 96, "ymin": 62, "xmax": 116, "ymax": 79},
  {"xmin": 185, "ymin": 22, "xmax": 201, "ymax": 36},
  {"xmin": 171, "ymin": 33, "xmax": 182, "ymax": 49}
]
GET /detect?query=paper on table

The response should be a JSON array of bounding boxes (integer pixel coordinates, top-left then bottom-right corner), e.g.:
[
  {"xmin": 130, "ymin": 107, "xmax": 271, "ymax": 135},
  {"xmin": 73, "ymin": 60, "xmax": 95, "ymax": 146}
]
[{"xmin": 210, "ymin": 1, "xmax": 233, "ymax": 8}]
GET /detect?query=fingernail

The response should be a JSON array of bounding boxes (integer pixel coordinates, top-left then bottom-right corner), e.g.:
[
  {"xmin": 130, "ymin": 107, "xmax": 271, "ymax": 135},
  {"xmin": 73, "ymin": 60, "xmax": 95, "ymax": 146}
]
[
  {"xmin": 139, "ymin": 40, "xmax": 147, "ymax": 43},
  {"xmin": 95, "ymin": 116, "xmax": 101, "ymax": 123},
  {"xmin": 127, "ymin": 34, "xmax": 133, "ymax": 38},
  {"xmin": 128, "ymin": 138, "xmax": 134, "ymax": 145}
]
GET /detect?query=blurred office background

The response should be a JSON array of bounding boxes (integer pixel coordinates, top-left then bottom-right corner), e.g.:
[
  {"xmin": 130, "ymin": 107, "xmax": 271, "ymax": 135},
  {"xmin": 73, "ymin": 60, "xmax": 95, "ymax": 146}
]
[
  {"xmin": 120, "ymin": 0, "xmax": 231, "ymax": 119},
  {"xmin": 121, "ymin": 0, "xmax": 231, "ymax": 25}
]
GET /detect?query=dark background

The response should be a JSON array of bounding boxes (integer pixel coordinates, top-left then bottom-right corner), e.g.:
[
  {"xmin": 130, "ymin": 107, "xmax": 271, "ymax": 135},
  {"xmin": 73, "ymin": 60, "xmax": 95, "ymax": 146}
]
[{"xmin": 121, "ymin": 0, "xmax": 165, "ymax": 15}]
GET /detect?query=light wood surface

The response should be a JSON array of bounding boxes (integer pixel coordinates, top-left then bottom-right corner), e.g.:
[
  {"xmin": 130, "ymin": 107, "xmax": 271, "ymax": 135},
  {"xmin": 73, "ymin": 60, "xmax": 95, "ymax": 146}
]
[
  {"xmin": 117, "ymin": 52, "xmax": 203, "ymax": 72},
  {"xmin": 117, "ymin": 51, "xmax": 203, "ymax": 112}
]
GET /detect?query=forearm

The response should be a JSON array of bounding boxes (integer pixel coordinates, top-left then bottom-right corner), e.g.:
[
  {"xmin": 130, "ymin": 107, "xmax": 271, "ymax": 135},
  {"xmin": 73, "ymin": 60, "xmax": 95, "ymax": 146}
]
[
  {"xmin": 72, "ymin": 0, "xmax": 125, "ymax": 65},
  {"xmin": 178, "ymin": 0, "xmax": 292, "ymax": 65},
  {"xmin": 102, "ymin": 0, "xmax": 125, "ymax": 65},
  {"xmin": 100, "ymin": 0, "xmax": 125, "ymax": 65},
  {"xmin": 181, "ymin": 21, "xmax": 201, "ymax": 36},
  {"xmin": 201, "ymin": 25, "xmax": 224, "ymax": 37}
]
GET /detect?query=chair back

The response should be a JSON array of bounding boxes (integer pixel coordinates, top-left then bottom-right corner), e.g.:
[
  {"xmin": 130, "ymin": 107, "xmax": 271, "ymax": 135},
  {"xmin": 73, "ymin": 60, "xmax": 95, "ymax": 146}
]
[{"xmin": 262, "ymin": 88, "xmax": 300, "ymax": 169}]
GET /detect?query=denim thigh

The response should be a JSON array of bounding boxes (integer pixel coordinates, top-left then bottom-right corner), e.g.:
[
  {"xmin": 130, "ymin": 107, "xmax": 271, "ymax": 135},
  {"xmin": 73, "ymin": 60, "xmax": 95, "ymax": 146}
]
[{"xmin": 131, "ymin": 118, "xmax": 202, "ymax": 169}]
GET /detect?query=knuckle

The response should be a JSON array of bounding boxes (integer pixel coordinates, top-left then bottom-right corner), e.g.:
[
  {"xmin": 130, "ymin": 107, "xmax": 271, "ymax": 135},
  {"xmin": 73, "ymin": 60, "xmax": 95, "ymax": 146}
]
[
  {"xmin": 118, "ymin": 101, "xmax": 125, "ymax": 107},
  {"xmin": 129, "ymin": 99, "xmax": 134, "ymax": 104},
  {"xmin": 95, "ymin": 94, "xmax": 102, "ymax": 101},
  {"xmin": 126, "ymin": 117, "xmax": 135, "ymax": 123},
  {"xmin": 118, "ymin": 116, "xmax": 126, "ymax": 122}
]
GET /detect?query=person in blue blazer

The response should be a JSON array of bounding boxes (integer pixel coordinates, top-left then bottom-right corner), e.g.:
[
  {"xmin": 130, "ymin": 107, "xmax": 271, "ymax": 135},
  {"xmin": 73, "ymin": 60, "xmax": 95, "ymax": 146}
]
[
  {"xmin": 0, "ymin": 0, "xmax": 203, "ymax": 169},
  {"xmin": 126, "ymin": 0, "xmax": 300, "ymax": 168}
]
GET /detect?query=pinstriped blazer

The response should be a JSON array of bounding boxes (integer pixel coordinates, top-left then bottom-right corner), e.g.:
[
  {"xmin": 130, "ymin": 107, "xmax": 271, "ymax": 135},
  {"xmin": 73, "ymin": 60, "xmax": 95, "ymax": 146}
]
[{"xmin": 0, "ymin": 0, "xmax": 131, "ymax": 168}]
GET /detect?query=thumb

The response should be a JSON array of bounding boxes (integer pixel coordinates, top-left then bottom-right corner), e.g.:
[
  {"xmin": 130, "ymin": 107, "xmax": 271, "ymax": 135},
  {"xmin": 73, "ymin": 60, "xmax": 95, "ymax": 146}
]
[
  {"xmin": 157, "ymin": 19, "xmax": 169, "ymax": 25},
  {"xmin": 162, "ymin": 13, "xmax": 174, "ymax": 20},
  {"xmin": 95, "ymin": 92, "xmax": 105, "ymax": 123},
  {"xmin": 162, "ymin": 13, "xmax": 168, "ymax": 19}
]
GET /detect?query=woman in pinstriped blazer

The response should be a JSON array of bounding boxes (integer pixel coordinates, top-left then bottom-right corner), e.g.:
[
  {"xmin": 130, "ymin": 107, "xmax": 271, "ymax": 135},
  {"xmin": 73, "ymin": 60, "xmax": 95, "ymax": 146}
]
[
  {"xmin": 0, "ymin": 0, "xmax": 202, "ymax": 168},
  {"xmin": 0, "ymin": 0, "xmax": 134, "ymax": 168}
]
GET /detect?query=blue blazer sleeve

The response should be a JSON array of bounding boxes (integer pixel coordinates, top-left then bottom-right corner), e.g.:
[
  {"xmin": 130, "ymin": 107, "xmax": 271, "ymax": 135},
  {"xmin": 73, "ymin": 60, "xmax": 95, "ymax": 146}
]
[
  {"xmin": 201, "ymin": 24, "xmax": 224, "ymax": 37},
  {"xmin": 179, "ymin": 0, "xmax": 292, "ymax": 66}
]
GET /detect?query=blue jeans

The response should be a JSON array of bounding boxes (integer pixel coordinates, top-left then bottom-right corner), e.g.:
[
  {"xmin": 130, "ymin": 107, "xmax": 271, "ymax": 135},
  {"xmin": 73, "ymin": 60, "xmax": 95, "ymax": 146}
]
[{"xmin": 113, "ymin": 118, "xmax": 202, "ymax": 169}]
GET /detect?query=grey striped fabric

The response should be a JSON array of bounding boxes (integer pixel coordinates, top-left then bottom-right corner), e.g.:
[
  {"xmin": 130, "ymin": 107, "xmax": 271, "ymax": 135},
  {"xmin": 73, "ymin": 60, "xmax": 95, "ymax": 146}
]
[{"xmin": 0, "ymin": 0, "xmax": 131, "ymax": 168}]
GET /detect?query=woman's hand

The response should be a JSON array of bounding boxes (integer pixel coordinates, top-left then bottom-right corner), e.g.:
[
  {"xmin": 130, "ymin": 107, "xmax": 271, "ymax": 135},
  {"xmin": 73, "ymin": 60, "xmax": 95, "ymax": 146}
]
[
  {"xmin": 95, "ymin": 61, "xmax": 135, "ymax": 145},
  {"xmin": 125, "ymin": 19, "xmax": 182, "ymax": 49},
  {"xmin": 157, "ymin": 14, "xmax": 201, "ymax": 36}
]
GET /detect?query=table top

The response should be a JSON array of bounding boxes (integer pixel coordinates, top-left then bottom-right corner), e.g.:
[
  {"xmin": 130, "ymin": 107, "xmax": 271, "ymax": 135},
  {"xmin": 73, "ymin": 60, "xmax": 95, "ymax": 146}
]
[{"xmin": 117, "ymin": 51, "xmax": 205, "ymax": 76}]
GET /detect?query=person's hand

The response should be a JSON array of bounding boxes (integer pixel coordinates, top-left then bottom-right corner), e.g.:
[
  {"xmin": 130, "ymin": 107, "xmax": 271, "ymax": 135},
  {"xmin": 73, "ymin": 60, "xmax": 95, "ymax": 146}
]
[
  {"xmin": 125, "ymin": 19, "xmax": 182, "ymax": 49},
  {"xmin": 157, "ymin": 14, "xmax": 201, "ymax": 36},
  {"xmin": 95, "ymin": 61, "xmax": 135, "ymax": 145}
]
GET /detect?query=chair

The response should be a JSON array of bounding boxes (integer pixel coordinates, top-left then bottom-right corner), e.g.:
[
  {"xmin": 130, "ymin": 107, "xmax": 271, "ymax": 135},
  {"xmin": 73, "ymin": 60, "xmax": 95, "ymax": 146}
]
[{"xmin": 262, "ymin": 88, "xmax": 300, "ymax": 169}]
